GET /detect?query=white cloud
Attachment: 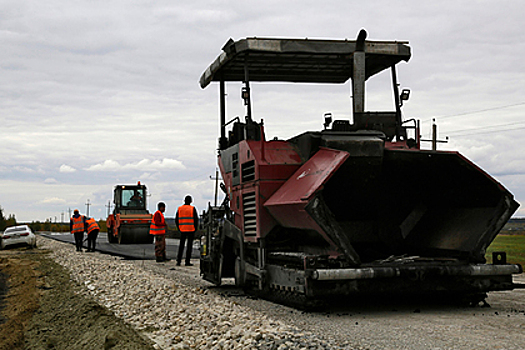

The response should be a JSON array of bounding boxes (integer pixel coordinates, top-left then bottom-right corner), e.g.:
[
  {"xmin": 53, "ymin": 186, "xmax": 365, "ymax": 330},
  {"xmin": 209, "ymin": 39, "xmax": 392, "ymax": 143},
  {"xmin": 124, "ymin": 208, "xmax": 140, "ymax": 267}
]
[
  {"xmin": 138, "ymin": 172, "xmax": 159, "ymax": 181},
  {"xmin": 85, "ymin": 160, "xmax": 121, "ymax": 172},
  {"xmin": 149, "ymin": 159, "xmax": 185, "ymax": 171},
  {"xmin": 44, "ymin": 178, "xmax": 58, "ymax": 184},
  {"xmin": 40, "ymin": 197, "xmax": 66, "ymax": 205},
  {"xmin": 59, "ymin": 164, "xmax": 77, "ymax": 173},
  {"xmin": 85, "ymin": 158, "xmax": 185, "ymax": 172}
]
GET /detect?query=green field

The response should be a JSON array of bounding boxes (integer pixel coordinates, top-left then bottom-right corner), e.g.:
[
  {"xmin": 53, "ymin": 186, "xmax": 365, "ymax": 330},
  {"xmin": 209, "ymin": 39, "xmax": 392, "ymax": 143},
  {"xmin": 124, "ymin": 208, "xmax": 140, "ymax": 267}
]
[{"xmin": 485, "ymin": 234, "xmax": 525, "ymax": 266}]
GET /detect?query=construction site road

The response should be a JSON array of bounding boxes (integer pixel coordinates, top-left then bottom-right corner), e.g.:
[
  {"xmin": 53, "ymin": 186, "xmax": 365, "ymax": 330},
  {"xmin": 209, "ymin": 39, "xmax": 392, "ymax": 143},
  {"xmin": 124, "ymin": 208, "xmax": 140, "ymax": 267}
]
[
  {"xmin": 40, "ymin": 232, "xmax": 200, "ymax": 260},
  {"xmin": 143, "ymin": 261, "xmax": 525, "ymax": 350},
  {"xmin": 4, "ymin": 234, "xmax": 523, "ymax": 349}
]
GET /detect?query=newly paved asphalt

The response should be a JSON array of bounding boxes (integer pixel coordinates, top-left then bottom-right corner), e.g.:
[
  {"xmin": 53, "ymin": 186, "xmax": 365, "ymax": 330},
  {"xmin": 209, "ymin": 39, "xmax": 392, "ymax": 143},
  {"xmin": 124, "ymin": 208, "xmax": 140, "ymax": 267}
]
[{"xmin": 40, "ymin": 232, "xmax": 200, "ymax": 260}]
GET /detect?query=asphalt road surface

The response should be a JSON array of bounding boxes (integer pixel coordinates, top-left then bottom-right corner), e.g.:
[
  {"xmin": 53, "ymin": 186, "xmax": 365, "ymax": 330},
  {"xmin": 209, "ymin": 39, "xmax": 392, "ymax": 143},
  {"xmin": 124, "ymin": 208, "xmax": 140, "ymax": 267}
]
[{"xmin": 41, "ymin": 232, "xmax": 200, "ymax": 260}]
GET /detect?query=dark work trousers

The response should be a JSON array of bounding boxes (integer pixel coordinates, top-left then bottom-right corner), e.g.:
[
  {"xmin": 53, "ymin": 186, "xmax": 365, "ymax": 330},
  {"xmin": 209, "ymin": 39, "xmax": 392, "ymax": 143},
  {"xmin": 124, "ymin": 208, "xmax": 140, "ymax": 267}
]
[
  {"xmin": 154, "ymin": 235, "xmax": 166, "ymax": 260},
  {"xmin": 87, "ymin": 229, "xmax": 99, "ymax": 252},
  {"xmin": 73, "ymin": 232, "xmax": 84, "ymax": 251},
  {"xmin": 177, "ymin": 231, "xmax": 195, "ymax": 264}
]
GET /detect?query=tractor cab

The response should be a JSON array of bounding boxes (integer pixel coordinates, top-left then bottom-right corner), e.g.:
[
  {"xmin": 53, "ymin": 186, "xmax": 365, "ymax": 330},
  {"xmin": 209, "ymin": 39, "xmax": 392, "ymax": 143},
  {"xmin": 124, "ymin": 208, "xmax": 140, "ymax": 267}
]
[
  {"xmin": 200, "ymin": 29, "xmax": 415, "ymax": 151},
  {"xmin": 107, "ymin": 181, "xmax": 152, "ymax": 244},
  {"xmin": 113, "ymin": 183, "xmax": 148, "ymax": 215}
]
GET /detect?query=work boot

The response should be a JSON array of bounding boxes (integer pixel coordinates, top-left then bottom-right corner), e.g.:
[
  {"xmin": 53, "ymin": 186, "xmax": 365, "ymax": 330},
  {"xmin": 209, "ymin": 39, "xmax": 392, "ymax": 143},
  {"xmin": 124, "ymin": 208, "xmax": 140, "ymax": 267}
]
[
  {"xmin": 176, "ymin": 261, "xmax": 181, "ymax": 266},
  {"xmin": 156, "ymin": 257, "xmax": 164, "ymax": 263},
  {"xmin": 185, "ymin": 262, "xmax": 193, "ymax": 266}
]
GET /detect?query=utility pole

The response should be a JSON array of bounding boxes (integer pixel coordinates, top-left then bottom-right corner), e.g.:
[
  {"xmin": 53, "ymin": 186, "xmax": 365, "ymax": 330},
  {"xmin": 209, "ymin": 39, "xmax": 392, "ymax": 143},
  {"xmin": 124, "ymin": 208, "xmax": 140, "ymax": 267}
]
[
  {"xmin": 86, "ymin": 199, "xmax": 91, "ymax": 217},
  {"xmin": 210, "ymin": 169, "xmax": 222, "ymax": 207},
  {"xmin": 420, "ymin": 119, "xmax": 448, "ymax": 150},
  {"xmin": 105, "ymin": 200, "xmax": 112, "ymax": 217}
]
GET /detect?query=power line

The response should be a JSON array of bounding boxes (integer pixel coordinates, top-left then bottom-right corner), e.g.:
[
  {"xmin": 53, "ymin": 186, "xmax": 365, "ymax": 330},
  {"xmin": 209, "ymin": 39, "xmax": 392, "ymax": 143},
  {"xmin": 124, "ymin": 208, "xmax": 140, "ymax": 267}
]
[
  {"xmin": 422, "ymin": 101, "xmax": 525, "ymax": 123},
  {"xmin": 447, "ymin": 120, "xmax": 525, "ymax": 136},
  {"xmin": 450, "ymin": 125, "xmax": 525, "ymax": 137}
]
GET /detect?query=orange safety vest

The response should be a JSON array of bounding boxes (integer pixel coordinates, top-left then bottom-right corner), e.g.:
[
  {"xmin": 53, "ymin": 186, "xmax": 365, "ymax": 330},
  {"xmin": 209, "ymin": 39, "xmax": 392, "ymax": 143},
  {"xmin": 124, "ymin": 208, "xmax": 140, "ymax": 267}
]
[
  {"xmin": 86, "ymin": 218, "xmax": 100, "ymax": 234},
  {"xmin": 177, "ymin": 205, "xmax": 195, "ymax": 232},
  {"xmin": 149, "ymin": 210, "xmax": 166, "ymax": 235},
  {"xmin": 71, "ymin": 215, "xmax": 85, "ymax": 234}
]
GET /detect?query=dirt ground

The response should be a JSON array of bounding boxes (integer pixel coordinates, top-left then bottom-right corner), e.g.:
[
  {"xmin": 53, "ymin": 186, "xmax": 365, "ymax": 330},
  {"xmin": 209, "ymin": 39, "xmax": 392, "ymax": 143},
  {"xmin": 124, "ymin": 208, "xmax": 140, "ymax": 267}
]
[{"xmin": 0, "ymin": 245, "xmax": 155, "ymax": 350}]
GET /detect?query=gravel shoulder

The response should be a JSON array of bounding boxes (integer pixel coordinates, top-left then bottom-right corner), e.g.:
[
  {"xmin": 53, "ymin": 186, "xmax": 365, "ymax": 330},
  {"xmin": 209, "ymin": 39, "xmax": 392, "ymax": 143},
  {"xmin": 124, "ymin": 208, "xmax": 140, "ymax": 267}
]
[
  {"xmin": 40, "ymin": 237, "xmax": 345, "ymax": 350},
  {"xmin": 0, "ymin": 243, "xmax": 155, "ymax": 350},
  {"xmin": 134, "ymin": 253, "xmax": 525, "ymax": 350}
]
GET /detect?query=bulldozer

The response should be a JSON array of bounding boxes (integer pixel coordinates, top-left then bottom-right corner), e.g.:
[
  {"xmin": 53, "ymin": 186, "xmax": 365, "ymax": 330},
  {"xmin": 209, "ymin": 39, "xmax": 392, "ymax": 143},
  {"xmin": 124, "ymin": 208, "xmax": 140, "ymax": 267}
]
[
  {"xmin": 106, "ymin": 181, "xmax": 153, "ymax": 244},
  {"xmin": 198, "ymin": 29, "xmax": 523, "ymax": 307}
]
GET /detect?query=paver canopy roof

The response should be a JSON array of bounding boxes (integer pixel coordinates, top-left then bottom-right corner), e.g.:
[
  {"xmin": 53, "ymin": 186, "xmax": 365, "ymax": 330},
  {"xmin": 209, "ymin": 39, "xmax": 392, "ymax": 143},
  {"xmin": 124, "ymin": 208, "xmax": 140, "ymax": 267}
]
[{"xmin": 199, "ymin": 36, "xmax": 411, "ymax": 88}]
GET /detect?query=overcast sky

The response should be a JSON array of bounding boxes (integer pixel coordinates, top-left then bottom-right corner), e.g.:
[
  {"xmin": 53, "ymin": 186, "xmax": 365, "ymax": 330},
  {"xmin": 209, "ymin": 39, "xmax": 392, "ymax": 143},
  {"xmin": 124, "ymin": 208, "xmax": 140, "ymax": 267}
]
[{"xmin": 1, "ymin": 0, "xmax": 525, "ymax": 222}]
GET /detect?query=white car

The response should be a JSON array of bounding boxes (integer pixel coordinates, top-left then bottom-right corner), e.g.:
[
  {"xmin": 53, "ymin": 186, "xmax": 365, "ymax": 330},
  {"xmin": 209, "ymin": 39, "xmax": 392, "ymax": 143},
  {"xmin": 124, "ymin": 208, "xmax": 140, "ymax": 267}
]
[{"xmin": 1, "ymin": 225, "xmax": 37, "ymax": 249}]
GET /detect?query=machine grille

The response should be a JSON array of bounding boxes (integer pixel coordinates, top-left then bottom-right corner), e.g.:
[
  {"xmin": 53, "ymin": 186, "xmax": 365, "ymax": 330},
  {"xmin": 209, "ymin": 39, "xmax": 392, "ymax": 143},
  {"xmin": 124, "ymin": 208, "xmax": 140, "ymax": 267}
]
[
  {"xmin": 243, "ymin": 192, "xmax": 257, "ymax": 236},
  {"xmin": 242, "ymin": 160, "xmax": 255, "ymax": 182}
]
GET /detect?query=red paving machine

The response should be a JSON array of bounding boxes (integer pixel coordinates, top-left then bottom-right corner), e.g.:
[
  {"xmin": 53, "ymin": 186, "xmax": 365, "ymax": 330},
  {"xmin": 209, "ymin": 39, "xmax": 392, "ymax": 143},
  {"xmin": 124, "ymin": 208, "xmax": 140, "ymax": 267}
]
[
  {"xmin": 106, "ymin": 182, "xmax": 153, "ymax": 244},
  {"xmin": 198, "ymin": 30, "xmax": 523, "ymax": 307}
]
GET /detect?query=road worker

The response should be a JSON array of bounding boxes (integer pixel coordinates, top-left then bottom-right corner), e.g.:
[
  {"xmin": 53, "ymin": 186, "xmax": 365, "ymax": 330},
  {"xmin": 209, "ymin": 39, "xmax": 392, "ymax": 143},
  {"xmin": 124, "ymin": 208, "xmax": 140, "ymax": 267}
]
[
  {"xmin": 85, "ymin": 217, "xmax": 100, "ymax": 252},
  {"xmin": 70, "ymin": 209, "xmax": 86, "ymax": 252},
  {"xmin": 175, "ymin": 195, "xmax": 199, "ymax": 266},
  {"xmin": 150, "ymin": 202, "xmax": 169, "ymax": 263}
]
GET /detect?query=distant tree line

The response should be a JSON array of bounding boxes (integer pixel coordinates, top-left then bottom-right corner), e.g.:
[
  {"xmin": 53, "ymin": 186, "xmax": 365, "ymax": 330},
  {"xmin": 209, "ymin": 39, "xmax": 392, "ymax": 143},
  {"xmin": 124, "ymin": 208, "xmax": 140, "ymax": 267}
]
[
  {"xmin": 0, "ymin": 204, "xmax": 106, "ymax": 233},
  {"xmin": 29, "ymin": 220, "xmax": 69, "ymax": 233},
  {"xmin": 0, "ymin": 206, "xmax": 17, "ymax": 231},
  {"xmin": 28, "ymin": 219, "xmax": 107, "ymax": 233}
]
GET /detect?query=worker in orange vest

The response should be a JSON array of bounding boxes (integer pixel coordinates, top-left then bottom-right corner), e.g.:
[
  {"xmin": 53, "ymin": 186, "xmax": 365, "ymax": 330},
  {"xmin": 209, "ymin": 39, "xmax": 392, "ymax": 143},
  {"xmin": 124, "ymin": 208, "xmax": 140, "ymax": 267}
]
[
  {"xmin": 175, "ymin": 195, "xmax": 199, "ymax": 266},
  {"xmin": 85, "ymin": 217, "xmax": 100, "ymax": 252},
  {"xmin": 70, "ymin": 209, "xmax": 86, "ymax": 252},
  {"xmin": 150, "ymin": 202, "xmax": 169, "ymax": 263}
]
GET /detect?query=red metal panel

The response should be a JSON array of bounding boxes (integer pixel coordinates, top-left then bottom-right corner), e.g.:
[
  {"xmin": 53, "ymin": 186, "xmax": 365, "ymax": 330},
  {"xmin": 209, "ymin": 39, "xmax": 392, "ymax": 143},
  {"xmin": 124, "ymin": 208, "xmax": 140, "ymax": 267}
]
[
  {"xmin": 264, "ymin": 147, "xmax": 349, "ymax": 229},
  {"xmin": 248, "ymin": 140, "xmax": 302, "ymax": 165},
  {"xmin": 257, "ymin": 180, "xmax": 287, "ymax": 238},
  {"xmin": 227, "ymin": 140, "xmax": 303, "ymax": 241}
]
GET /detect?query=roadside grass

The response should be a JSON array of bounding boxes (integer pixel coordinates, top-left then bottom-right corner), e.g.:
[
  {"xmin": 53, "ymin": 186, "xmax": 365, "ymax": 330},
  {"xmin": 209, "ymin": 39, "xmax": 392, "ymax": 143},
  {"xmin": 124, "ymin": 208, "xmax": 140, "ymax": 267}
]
[{"xmin": 485, "ymin": 233, "xmax": 525, "ymax": 267}]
